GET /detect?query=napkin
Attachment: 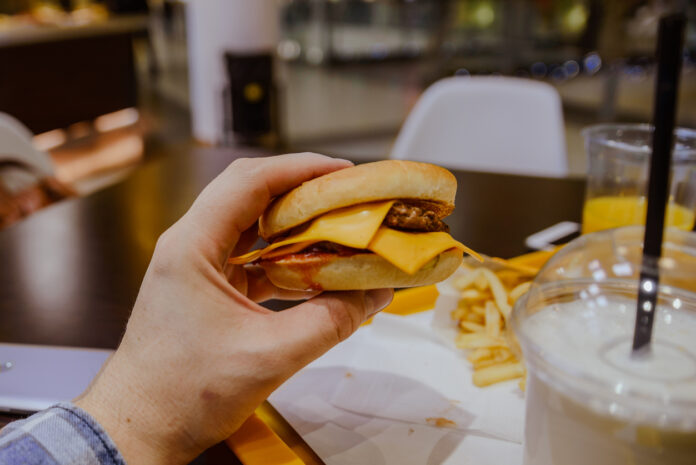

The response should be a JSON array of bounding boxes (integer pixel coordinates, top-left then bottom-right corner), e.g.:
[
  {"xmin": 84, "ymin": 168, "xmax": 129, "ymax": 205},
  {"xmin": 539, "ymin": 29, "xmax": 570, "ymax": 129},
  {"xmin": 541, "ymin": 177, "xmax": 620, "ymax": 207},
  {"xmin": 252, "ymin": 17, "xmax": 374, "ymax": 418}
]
[
  {"xmin": 270, "ymin": 286, "xmax": 525, "ymax": 465},
  {"xmin": 329, "ymin": 312, "xmax": 525, "ymax": 443}
]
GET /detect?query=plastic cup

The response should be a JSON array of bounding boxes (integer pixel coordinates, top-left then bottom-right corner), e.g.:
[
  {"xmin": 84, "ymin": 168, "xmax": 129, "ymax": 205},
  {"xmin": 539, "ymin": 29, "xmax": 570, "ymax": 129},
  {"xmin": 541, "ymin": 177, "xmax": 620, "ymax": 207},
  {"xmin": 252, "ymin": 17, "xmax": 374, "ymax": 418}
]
[
  {"xmin": 510, "ymin": 227, "xmax": 696, "ymax": 465},
  {"xmin": 582, "ymin": 124, "xmax": 696, "ymax": 234}
]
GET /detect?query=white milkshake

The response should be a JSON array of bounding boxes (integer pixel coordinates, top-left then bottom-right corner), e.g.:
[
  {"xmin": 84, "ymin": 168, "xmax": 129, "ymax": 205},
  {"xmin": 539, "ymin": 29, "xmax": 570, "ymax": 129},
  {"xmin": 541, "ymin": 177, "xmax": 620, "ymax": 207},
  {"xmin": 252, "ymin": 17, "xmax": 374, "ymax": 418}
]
[{"xmin": 517, "ymin": 296, "xmax": 696, "ymax": 465}]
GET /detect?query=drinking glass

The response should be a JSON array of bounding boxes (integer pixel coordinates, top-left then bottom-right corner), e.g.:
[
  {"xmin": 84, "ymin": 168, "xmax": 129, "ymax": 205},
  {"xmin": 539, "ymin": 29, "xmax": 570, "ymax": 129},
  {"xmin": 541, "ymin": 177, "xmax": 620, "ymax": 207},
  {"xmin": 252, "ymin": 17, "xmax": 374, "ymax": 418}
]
[
  {"xmin": 582, "ymin": 124, "xmax": 696, "ymax": 234},
  {"xmin": 510, "ymin": 226, "xmax": 696, "ymax": 465}
]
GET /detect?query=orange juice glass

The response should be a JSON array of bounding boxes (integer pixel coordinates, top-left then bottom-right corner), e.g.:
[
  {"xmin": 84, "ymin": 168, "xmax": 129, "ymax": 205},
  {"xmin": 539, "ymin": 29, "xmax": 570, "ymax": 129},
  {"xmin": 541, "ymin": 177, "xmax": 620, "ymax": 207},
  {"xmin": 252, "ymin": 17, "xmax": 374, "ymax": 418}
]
[{"xmin": 582, "ymin": 124, "xmax": 696, "ymax": 234}]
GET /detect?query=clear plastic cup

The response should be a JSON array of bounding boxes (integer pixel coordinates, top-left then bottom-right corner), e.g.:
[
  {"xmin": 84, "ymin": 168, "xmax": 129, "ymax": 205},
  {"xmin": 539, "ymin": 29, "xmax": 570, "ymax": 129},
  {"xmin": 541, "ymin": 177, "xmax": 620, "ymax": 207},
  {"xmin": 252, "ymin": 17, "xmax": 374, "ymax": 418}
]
[
  {"xmin": 582, "ymin": 124, "xmax": 696, "ymax": 234},
  {"xmin": 510, "ymin": 226, "xmax": 696, "ymax": 465}
]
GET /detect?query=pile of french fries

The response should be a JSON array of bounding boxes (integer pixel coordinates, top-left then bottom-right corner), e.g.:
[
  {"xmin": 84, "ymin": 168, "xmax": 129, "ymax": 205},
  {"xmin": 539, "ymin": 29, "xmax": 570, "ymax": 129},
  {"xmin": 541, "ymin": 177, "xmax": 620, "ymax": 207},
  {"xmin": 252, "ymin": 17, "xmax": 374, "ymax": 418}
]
[{"xmin": 451, "ymin": 263, "xmax": 534, "ymax": 388}]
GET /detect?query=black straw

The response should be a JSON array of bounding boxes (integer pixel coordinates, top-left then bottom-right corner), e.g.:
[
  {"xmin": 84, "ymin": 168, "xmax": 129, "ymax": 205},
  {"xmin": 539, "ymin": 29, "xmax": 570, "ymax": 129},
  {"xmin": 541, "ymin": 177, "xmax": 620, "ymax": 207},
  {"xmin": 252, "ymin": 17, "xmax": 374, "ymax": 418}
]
[{"xmin": 632, "ymin": 13, "xmax": 686, "ymax": 352}]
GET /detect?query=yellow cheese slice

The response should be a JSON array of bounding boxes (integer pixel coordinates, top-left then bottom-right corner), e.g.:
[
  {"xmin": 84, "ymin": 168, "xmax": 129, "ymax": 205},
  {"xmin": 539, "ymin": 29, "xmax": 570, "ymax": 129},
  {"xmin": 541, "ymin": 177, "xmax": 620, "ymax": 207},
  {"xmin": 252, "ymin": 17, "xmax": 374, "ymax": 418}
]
[
  {"xmin": 368, "ymin": 226, "xmax": 482, "ymax": 274},
  {"xmin": 229, "ymin": 201, "xmax": 394, "ymax": 264},
  {"xmin": 261, "ymin": 241, "xmax": 316, "ymax": 260}
]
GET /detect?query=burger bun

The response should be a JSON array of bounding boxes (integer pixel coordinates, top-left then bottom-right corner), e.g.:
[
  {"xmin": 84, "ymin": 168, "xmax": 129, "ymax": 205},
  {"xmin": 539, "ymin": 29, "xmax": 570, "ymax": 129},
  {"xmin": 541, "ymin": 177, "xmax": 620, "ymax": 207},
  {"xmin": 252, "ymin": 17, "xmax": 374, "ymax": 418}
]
[{"xmin": 259, "ymin": 249, "xmax": 463, "ymax": 291}]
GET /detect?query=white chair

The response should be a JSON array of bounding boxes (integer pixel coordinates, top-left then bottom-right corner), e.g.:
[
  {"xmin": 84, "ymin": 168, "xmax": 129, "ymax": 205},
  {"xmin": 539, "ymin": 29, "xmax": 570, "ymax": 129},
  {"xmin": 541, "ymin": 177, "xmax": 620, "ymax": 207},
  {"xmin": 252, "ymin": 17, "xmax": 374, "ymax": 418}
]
[{"xmin": 390, "ymin": 77, "xmax": 568, "ymax": 177}]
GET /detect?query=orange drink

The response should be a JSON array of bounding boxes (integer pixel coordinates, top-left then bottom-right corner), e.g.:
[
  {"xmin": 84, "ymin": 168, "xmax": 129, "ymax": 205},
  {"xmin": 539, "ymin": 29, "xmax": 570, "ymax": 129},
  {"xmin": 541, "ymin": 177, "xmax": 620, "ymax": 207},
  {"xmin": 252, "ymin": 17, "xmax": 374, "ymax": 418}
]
[
  {"xmin": 582, "ymin": 124, "xmax": 696, "ymax": 236},
  {"xmin": 582, "ymin": 196, "xmax": 695, "ymax": 234}
]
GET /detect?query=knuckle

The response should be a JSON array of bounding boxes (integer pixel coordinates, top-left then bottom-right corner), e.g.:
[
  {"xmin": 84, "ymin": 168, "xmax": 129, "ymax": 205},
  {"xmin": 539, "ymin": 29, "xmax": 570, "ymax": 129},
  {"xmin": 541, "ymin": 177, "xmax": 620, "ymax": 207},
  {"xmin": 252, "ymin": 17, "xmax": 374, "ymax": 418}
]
[
  {"xmin": 227, "ymin": 158, "xmax": 270, "ymax": 199},
  {"xmin": 150, "ymin": 227, "xmax": 186, "ymax": 276},
  {"xmin": 326, "ymin": 294, "xmax": 362, "ymax": 342},
  {"xmin": 229, "ymin": 157, "xmax": 260, "ymax": 174}
]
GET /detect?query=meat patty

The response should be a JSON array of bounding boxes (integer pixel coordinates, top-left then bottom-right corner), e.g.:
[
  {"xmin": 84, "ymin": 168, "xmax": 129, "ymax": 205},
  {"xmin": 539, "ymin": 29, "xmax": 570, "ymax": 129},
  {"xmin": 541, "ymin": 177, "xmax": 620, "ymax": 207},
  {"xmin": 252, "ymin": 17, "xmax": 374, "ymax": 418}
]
[
  {"xmin": 384, "ymin": 201, "xmax": 449, "ymax": 232},
  {"xmin": 302, "ymin": 241, "xmax": 362, "ymax": 255},
  {"xmin": 276, "ymin": 200, "xmax": 450, "ymax": 242}
]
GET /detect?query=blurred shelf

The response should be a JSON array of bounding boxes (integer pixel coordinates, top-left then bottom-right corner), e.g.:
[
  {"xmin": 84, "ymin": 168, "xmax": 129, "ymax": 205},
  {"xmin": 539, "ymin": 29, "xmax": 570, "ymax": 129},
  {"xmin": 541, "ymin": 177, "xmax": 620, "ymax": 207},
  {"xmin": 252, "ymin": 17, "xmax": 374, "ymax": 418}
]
[{"xmin": 0, "ymin": 14, "xmax": 147, "ymax": 48}]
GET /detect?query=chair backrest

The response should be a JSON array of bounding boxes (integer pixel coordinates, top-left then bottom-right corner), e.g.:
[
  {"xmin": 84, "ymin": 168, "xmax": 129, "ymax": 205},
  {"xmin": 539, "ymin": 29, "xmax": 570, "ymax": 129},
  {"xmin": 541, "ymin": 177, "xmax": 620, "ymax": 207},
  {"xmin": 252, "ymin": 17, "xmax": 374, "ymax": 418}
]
[{"xmin": 390, "ymin": 77, "xmax": 568, "ymax": 177}]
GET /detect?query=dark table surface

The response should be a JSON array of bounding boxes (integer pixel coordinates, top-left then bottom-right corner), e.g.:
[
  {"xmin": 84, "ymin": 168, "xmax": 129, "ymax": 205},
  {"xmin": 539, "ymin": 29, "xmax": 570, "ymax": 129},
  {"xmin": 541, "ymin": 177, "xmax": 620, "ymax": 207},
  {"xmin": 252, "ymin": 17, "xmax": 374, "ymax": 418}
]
[{"xmin": 0, "ymin": 146, "xmax": 586, "ymax": 460}]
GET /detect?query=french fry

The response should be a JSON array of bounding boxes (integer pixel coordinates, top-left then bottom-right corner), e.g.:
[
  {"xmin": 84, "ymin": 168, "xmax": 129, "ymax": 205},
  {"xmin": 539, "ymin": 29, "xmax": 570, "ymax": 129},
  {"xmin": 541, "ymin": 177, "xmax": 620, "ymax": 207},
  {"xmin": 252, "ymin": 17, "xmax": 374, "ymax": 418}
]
[
  {"xmin": 466, "ymin": 348, "xmax": 492, "ymax": 363},
  {"xmin": 473, "ymin": 353, "xmax": 514, "ymax": 369},
  {"xmin": 510, "ymin": 281, "xmax": 531, "ymax": 302},
  {"xmin": 491, "ymin": 257, "xmax": 540, "ymax": 276},
  {"xmin": 471, "ymin": 305, "xmax": 486, "ymax": 316},
  {"xmin": 493, "ymin": 346, "xmax": 512, "ymax": 358},
  {"xmin": 459, "ymin": 321, "xmax": 485, "ymax": 333},
  {"xmin": 494, "ymin": 270, "xmax": 523, "ymax": 287},
  {"xmin": 459, "ymin": 289, "xmax": 483, "ymax": 300},
  {"xmin": 473, "ymin": 358, "xmax": 497, "ymax": 370},
  {"xmin": 455, "ymin": 333, "xmax": 505, "ymax": 349},
  {"xmin": 453, "ymin": 270, "xmax": 482, "ymax": 291},
  {"xmin": 451, "ymin": 307, "xmax": 468, "ymax": 320},
  {"xmin": 472, "ymin": 362, "xmax": 526, "ymax": 387},
  {"xmin": 464, "ymin": 311, "xmax": 484, "ymax": 324},
  {"xmin": 485, "ymin": 301, "xmax": 501, "ymax": 337},
  {"xmin": 451, "ymin": 260, "xmax": 539, "ymax": 388},
  {"xmin": 480, "ymin": 268, "xmax": 512, "ymax": 320},
  {"xmin": 456, "ymin": 300, "xmax": 471, "ymax": 309},
  {"xmin": 459, "ymin": 263, "xmax": 474, "ymax": 273},
  {"xmin": 477, "ymin": 346, "xmax": 512, "ymax": 362},
  {"xmin": 473, "ymin": 272, "xmax": 489, "ymax": 291},
  {"xmin": 472, "ymin": 347, "xmax": 513, "ymax": 368}
]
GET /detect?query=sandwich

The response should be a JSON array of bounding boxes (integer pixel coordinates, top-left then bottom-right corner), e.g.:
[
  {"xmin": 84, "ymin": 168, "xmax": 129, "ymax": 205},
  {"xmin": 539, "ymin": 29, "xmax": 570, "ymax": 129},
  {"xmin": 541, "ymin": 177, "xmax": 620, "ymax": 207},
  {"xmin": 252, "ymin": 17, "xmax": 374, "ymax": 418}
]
[{"xmin": 229, "ymin": 160, "xmax": 480, "ymax": 290}]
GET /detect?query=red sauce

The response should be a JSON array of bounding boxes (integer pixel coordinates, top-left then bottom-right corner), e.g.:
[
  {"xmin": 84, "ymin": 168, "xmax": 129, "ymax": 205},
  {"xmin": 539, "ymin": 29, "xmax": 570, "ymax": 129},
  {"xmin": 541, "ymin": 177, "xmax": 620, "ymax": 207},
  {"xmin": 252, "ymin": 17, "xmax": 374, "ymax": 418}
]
[
  {"xmin": 259, "ymin": 245, "xmax": 367, "ymax": 264},
  {"xmin": 259, "ymin": 248, "xmax": 371, "ymax": 291}
]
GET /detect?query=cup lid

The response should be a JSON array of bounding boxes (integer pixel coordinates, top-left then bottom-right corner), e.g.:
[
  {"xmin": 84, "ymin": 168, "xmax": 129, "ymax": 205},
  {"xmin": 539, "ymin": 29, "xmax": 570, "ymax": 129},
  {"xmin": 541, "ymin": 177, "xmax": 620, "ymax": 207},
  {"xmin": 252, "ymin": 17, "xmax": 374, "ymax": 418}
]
[{"xmin": 511, "ymin": 226, "xmax": 696, "ymax": 430}]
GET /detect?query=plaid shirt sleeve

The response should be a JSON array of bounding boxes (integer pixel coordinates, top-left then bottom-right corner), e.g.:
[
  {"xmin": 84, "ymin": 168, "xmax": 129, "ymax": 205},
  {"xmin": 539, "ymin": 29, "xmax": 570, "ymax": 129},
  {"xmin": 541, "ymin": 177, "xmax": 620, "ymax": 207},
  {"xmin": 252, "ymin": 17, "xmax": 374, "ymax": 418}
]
[{"xmin": 0, "ymin": 402, "xmax": 126, "ymax": 465}]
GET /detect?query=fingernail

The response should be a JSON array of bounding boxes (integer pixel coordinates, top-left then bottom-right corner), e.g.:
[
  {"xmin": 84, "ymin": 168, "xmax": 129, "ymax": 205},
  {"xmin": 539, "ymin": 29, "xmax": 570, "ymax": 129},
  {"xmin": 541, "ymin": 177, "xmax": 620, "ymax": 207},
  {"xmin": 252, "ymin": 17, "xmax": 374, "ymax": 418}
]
[
  {"xmin": 366, "ymin": 288, "xmax": 394, "ymax": 315},
  {"xmin": 335, "ymin": 158, "xmax": 354, "ymax": 165}
]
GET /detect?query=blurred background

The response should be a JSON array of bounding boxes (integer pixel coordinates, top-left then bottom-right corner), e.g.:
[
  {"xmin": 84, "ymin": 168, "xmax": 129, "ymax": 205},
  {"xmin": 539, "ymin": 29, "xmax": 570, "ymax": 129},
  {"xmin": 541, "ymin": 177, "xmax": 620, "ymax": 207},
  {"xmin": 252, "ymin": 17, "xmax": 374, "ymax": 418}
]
[{"xmin": 0, "ymin": 0, "xmax": 694, "ymax": 220}]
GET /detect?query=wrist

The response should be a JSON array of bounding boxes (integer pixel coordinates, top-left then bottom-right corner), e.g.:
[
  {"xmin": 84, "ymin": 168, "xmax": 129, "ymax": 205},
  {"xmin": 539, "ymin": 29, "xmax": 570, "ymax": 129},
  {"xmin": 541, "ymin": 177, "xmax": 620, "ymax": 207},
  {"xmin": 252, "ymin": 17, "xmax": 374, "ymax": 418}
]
[{"xmin": 75, "ymin": 355, "xmax": 199, "ymax": 465}]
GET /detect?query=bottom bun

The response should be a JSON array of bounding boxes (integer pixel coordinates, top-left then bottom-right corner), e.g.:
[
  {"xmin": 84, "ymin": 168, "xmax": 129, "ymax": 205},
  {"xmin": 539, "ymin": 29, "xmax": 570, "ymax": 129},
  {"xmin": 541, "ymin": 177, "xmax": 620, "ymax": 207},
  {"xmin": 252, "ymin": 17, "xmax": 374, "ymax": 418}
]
[{"xmin": 259, "ymin": 249, "xmax": 463, "ymax": 291}]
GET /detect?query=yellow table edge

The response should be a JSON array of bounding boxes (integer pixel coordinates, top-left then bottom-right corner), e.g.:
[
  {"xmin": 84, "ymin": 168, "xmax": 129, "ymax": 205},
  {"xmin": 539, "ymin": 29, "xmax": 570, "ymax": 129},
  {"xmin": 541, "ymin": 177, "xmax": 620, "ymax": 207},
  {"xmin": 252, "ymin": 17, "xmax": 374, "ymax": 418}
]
[
  {"xmin": 226, "ymin": 249, "xmax": 555, "ymax": 465},
  {"xmin": 227, "ymin": 402, "xmax": 324, "ymax": 465}
]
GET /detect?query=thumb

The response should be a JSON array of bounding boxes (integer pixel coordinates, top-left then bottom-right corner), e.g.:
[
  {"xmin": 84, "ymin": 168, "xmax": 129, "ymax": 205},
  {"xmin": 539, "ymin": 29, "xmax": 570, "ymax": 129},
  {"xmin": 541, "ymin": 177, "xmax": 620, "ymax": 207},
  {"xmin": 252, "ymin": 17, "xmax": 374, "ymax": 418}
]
[{"xmin": 271, "ymin": 289, "xmax": 393, "ymax": 368}]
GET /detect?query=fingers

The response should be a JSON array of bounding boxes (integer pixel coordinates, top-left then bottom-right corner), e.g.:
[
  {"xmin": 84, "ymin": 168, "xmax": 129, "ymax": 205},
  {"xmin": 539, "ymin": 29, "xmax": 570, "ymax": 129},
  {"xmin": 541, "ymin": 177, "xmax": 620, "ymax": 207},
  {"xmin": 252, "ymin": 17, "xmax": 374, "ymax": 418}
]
[
  {"xmin": 243, "ymin": 266, "xmax": 319, "ymax": 302},
  {"xmin": 227, "ymin": 266, "xmax": 248, "ymax": 296},
  {"xmin": 182, "ymin": 153, "xmax": 352, "ymax": 265},
  {"xmin": 232, "ymin": 225, "xmax": 261, "ymax": 257},
  {"xmin": 270, "ymin": 289, "xmax": 393, "ymax": 368}
]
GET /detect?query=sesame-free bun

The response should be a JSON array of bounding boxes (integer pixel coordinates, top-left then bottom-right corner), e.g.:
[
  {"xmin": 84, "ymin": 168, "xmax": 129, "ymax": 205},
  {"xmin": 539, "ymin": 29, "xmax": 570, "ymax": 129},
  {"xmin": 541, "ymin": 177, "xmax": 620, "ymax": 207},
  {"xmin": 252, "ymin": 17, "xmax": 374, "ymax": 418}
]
[
  {"xmin": 259, "ymin": 160, "xmax": 457, "ymax": 240},
  {"xmin": 259, "ymin": 249, "xmax": 463, "ymax": 291}
]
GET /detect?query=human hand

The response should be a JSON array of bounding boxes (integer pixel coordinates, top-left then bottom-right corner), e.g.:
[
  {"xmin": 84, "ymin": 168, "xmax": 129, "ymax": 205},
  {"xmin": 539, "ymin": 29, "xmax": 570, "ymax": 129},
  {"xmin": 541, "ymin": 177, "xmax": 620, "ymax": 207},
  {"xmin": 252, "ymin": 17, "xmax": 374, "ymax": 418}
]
[{"xmin": 75, "ymin": 153, "xmax": 393, "ymax": 464}]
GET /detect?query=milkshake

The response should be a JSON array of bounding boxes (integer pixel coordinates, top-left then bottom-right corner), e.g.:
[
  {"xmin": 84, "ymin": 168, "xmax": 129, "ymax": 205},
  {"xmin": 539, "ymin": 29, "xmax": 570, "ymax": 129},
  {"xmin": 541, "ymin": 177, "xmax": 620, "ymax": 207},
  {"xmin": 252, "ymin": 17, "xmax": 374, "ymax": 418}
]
[{"xmin": 514, "ymin": 290, "xmax": 696, "ymax": 465}]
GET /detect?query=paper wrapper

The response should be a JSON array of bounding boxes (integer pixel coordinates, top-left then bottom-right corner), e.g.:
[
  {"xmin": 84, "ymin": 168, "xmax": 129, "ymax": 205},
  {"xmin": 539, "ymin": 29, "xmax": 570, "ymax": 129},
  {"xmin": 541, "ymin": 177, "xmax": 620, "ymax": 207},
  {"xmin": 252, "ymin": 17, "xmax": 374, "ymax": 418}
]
[{"xmin": 270, "ymin": 271, "xmax": 526, "ymax": 464}]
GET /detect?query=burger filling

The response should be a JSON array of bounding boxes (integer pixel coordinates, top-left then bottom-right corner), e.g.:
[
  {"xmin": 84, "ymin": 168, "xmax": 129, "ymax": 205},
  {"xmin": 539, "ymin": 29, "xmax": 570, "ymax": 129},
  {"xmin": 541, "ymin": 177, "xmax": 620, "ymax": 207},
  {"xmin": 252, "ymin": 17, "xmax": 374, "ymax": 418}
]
[
  {"xmin": 384, "ymin": 201, "xmax": 449, "ymax": 233},
  {"xmin": 299, "ymin": 242, "xmax": 361, "ymax": 256},
  {"xmin": 261, "ymin": 200, "xmax": 448, "ymax": 262}
]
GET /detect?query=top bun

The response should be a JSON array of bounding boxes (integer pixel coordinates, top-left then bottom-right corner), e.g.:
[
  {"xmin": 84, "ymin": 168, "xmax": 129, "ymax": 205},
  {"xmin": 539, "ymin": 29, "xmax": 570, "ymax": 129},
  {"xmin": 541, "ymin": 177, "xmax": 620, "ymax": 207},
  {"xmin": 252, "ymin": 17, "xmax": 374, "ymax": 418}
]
[{"xmin": 259, "ymin": 160, "xmax": 457, "ymax": 240}]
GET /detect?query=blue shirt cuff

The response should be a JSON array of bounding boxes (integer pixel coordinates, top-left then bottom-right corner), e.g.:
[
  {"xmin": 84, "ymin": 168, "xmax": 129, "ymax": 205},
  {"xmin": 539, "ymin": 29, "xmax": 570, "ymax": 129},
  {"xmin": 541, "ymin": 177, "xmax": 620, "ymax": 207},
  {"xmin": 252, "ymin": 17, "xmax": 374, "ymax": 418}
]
[{"xmin": 0, "ymin": 402, "xmax": 127, "ymax": 465}]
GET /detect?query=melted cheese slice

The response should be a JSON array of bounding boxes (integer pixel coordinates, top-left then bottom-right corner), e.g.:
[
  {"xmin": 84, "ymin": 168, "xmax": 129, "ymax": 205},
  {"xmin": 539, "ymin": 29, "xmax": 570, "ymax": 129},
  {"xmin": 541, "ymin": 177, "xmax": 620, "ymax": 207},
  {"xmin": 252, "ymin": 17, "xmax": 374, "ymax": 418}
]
[
  {"xmin": 368, "ymin": 226, "xmax": 482, "ymax": 274},
  {"xmin": 228, "ymin": 201, "xmax": 394, "ymax": 264},
  {"xmin": 261, "ymin": 241, "xmax": 315, "ymax": 259}
]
